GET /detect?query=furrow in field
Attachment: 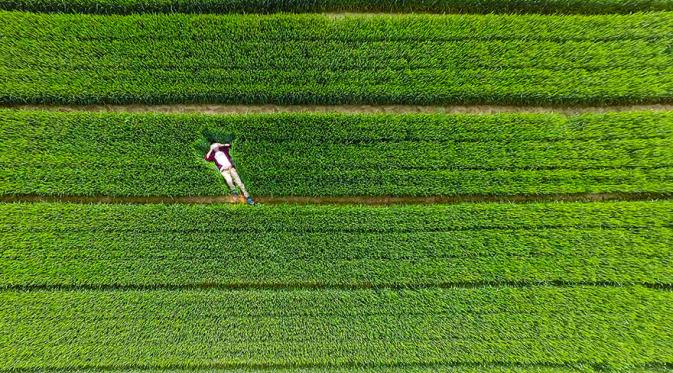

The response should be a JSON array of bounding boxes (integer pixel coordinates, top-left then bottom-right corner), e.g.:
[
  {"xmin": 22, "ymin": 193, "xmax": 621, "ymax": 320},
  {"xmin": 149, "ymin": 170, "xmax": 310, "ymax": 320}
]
[
  {"xmin": 3, "ymin": 0, "xmax": 673, "ymax": 15},
  {"xmin": 1, "ymin": 192, "xmax": 672, "ymax": 205},
  {"xmin": 7, "ymin": 103, "xmax": 673, "ymax": 115},
  {"xmin": 0, "ymin": 362, "xmax": 639, "ymax": 372},
  {"xmin": 3, "ymin": 282, "xmax": 673, "ymax": 292}
]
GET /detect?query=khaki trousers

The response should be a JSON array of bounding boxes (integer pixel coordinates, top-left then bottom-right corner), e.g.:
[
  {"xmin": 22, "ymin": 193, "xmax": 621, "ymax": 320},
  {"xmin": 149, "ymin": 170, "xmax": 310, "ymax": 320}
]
[{"xmin": 220, "ymin": 167, "xmax": 249, "ymax": 198}]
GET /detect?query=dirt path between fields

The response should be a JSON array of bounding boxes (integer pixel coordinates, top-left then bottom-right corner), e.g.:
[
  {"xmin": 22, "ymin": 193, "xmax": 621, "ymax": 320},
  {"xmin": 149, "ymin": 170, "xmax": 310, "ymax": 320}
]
[
  {"xmin": 2, "ymin": 192, "xmax": 669, "ymax": 205},
  {"xmin": 5, "ymin": 103, "xmax": 673, "ymax": 115},
  {"xmin": 5, "ymin": 281, "xmax": 672, "ymax": 292}
]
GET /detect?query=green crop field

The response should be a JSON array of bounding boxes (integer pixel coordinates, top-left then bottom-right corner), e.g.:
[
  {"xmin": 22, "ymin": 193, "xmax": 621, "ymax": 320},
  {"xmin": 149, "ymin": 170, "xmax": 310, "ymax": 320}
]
[
  {"xmin": 2, "ymin": 200, "xmax": 672, "ymax": 287},
  {"xmin": 2, "ymin": 1, "xmax": 673, "ymax": 372},
  {"xmin": 2, "ymin": 110, "xmax": 672, "ymax": 197},
  {"xmin": 2, "ymin": 285, "xmax": 672, "ymax": 368},
  {"xmin": 2, "ymin": 11, "xmax": 673, "ymax": 105}
]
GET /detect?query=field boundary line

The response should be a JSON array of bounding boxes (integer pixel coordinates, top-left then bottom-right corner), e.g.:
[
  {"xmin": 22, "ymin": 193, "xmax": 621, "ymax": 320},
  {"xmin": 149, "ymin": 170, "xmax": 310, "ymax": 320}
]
[
  {"xmin": 9, "ymin": 362, "xmax": 673, "ymax": 373},
  {"xmin": 0, "ymin": 361, "xmax": 633, "ymax": 373},
  {"xmin": 4, "ymin": 103, "xmax": 673, "ymax": 115},
  {"xmin": 2, "ymin": 281, "xmax": 672, "ymax": 292},
  {"xmin": 1, "ymin": 192, "xmax": 670, "ymax": 205}
]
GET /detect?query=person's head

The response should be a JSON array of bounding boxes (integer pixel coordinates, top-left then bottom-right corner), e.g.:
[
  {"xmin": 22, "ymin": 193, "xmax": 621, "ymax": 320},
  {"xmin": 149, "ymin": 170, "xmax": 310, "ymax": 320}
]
[{"xmin": 205, "ymin": 133, "xmax": 218, "ymax": 144}]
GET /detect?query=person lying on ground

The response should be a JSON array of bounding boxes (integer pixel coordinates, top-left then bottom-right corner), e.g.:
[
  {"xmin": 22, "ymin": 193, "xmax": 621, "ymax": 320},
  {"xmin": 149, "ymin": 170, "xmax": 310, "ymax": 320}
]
[{"xmin": 205, "ymin": 142, "xmax": 254, "ymax": 205}]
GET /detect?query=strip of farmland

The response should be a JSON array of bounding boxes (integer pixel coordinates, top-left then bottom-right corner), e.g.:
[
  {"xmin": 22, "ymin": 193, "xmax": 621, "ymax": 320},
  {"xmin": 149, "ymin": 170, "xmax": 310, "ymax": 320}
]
[
  {"xmin": 2, "ymin": 12, "xmax": 673, "ymax": 106},
  {"xmin": 1, "ymin": 286, "xmax": 671, "ymax": 369},
  {"xmin": 8, "ymin": 103, "xmax": 673, "ymax": 115},
  {"xmin": 3, "ymin": 0, "xmax": 673, "ymax": 15},
  {"xmin": 1, "ymin": 110, "xmax": 672, "ymax": 197},
  {"xmin": 2, "ymin": 200, "xmax": 671, "ymax": 287}
]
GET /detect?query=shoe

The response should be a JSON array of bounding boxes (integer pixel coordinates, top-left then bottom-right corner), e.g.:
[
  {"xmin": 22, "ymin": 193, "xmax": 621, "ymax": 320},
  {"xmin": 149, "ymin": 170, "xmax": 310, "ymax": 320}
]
[
  {"xmin": 246, "ymin": 197, "xmax": 255, "ymax": 205},
  {"xmin": 232, "ymin": 191, "xmax": 239, "ymax": 197}
]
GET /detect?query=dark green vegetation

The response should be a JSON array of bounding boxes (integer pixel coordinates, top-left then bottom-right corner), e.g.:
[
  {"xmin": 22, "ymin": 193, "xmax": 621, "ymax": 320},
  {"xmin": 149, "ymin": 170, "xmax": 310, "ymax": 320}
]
[
  {"xmin": 2, "ymin": 200, "xmax": 672, "ymax": 287},
  {"xmin": 2, "ymin": 11, "xmax": 673, "ymax": 106},
  {"xmin": 10, "ymin": 369, "xmax": 666, "ymax": 373},
  {"xmin": 3, "ymin": 110, "xmax": 672, "ymax": 370},
  {"xmin": 2, "ymin": 0, "xmax": 673, "ymax": 14},
  {"xmin": 2, "ymin": 110, "xmax": 673, "ymax": 197},
  {"xmin": 1, "ymin": 285, "xmax": 671, "ymax": 369},
  {"xmin": 3, "ymin": 2, "xmax": 673, "ymax": 369}
]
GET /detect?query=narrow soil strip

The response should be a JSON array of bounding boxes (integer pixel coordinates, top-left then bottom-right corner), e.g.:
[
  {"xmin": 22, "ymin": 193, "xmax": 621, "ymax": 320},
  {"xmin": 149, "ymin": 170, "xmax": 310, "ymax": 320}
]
[
  {"xmin": 1, "ymin": 192, "xmax": 669, "ymax": 205},
  {"xmin": 2, "ymin": 281, "xmax": 671, "ymax": 292},
  {"xmin": 0, "ymin": 361, "xmax": 608, "ymax": 373},
  {"xmin": 5, "ymin": 103, "xmax": 673, "ymax": 115}
]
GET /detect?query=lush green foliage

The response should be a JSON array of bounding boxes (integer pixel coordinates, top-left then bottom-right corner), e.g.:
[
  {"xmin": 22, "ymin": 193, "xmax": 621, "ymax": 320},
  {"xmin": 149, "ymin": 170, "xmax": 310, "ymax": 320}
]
[
  {"xmin": 1, "ymin": 285, "xmax": 671, "ymax": 368},
  {"xmin": 2, "ymin": 110, "xmax": 672, "ymax": 197},
  {"xmin": 0, "ymin": 368, "xmax": 632, "ymax": 373},
  {"xmin": 3, "ymin": 0, "xmax": 673, "ymax": 14},
  {"xmin": 2, "ymin": 11, "xmax": 673, "ymax": 105},
  {"xmin": 2, "ymin": 200, "xmax": 671, "ymax": 287},
  {"xmin": 3, "ymin": 2, "xmax": 673, "ymax": 371}
]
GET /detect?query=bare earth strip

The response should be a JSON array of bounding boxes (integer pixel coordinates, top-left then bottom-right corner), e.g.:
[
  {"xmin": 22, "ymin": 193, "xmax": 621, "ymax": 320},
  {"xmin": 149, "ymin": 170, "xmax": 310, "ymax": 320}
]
[
  {"xmin": 5, "ymin": 104, "xmax": 673, "ymax": 115},
  {"xmin": 2, "ymin": 192, "xmax": 670, "ymax": 205}
]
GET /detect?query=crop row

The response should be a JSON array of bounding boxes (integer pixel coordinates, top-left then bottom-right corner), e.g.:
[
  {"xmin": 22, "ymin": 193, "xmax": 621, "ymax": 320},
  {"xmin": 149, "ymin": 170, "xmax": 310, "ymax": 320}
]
[
  {"xmin": 6, "ymin": 40, "xmax": 672, "ymax": 71},
  {"xmin": 1, "ymin": 286, "xmax": 671, "ymax": 369},
  {"xmin": 2, "ymin": 11, "xmax": 673, "ymax": 105},
  {"xmin": 5, "ymin": 12, "xmax": 672, "ymax": 40},
  {"xmin": 3, "ymin": 0, "xmax": 673, "ymax": 14},
  {"xmin": 2, "ymin": 200, "xmax": 671, "ymax": 287},
  {"xmin": 2, "ymin": 110, "xmax": 672, "ymax": 197},
  {"xmin": 0, "ymin": 367, "xmax": 647, "ymax": 373}
]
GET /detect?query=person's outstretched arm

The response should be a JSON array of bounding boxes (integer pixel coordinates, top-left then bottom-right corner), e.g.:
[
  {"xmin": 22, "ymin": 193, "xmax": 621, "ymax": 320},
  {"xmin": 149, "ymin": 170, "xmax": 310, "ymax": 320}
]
[{"xmin": 205, "ymin": 143, "xmax": 221, "ymax": 161}]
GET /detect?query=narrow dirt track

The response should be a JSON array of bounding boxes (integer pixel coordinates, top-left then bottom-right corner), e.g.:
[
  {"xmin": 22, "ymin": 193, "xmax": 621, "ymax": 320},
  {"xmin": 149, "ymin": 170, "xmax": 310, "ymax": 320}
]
[
  {"xmin": 5, "ymin": 280, "xmax": 672, "ymax": 292},
  {"xmin": 5, "ymin": 103, "xmax": 673, "ymax": 115},
  {"xmin": 2, "ymin": 192, "xmax": 669, "ymax": 205}
]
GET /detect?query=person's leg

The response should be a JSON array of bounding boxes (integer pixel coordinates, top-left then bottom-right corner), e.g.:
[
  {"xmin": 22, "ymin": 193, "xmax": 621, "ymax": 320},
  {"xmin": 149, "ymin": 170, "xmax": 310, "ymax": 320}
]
[
  {"xmin": 220, "ymin": 168, "xmax": 237, "ymax": 194},
  {"xmin": 229, "ymin": 168, "xmax": 250, "ymax": 198}
]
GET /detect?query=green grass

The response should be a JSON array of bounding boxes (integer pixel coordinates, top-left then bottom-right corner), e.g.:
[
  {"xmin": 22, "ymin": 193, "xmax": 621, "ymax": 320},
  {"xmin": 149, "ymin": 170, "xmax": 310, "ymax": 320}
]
[
  {"xmin": 2, "ymin": 200, "xmax": 671, "ymax": 287},
  {"xmin": 0, "ymin": 368, "xmax": 624, "ymax": 373},
  {"xmin": 3, "ymin": 0, "xmax": 673, "ymax": 14},
  {"xmin": 2, "ymin": 110, "xmax": 672, "ymax": 197},
  {"xmin": 1, "ymin": 286, "xmax": 671, "ymax": 369},
  {"xmin": 2, "ymin": 11, "xmax": 673, "ymax": 105},
  {"xmin": 17, "ymin": 369, "xmax": 669, "ymax": 373},
  {"xmin": 3, "ymin": 3, "xmax": 673, "ymax": 372}
]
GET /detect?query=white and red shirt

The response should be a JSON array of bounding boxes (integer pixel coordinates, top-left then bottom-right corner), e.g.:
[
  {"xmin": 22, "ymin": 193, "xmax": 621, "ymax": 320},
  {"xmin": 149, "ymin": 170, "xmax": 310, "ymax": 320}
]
[{"xmin": 205, "ymin": 143, "xmax": 234, "ymax": 170}]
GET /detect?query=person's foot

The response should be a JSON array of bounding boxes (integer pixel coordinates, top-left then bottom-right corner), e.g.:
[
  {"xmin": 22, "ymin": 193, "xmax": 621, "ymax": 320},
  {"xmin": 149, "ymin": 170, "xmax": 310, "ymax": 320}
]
[
  {"xmin": 246, "ymin": 196, "xmax": 255, "ymax": 205},
  {"xmin": 232, "ymin": 191, "xmax": 239, "ymax": 197}
]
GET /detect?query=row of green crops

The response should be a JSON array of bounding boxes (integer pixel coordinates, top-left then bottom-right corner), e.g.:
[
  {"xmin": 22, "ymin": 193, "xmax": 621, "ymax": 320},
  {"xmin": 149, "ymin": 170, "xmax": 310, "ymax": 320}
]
[
  {"xmin": 1, "ymin": 285, "xmax": 671, "ymax": 369},
  {"xmin": 0, "ymin": 367, "xmax": 662, "ymax": 373},
  {"xmin": 2, "ymin": 110, "xmax": 672, "ymax": 197},
  {"xmin": 3, "ymin": 0, "xmax": 673, "ymax": 14},
  {"xmin": 2, "ymin": 11, "xmax": 673, "ymax": 105},
  {"xmin": 0, "ymin": 368, "xmax": 653, "ymax": 373},
  {"xmin": 2, "ymin": 200, "xmax": 671, "ymax": 287}
]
